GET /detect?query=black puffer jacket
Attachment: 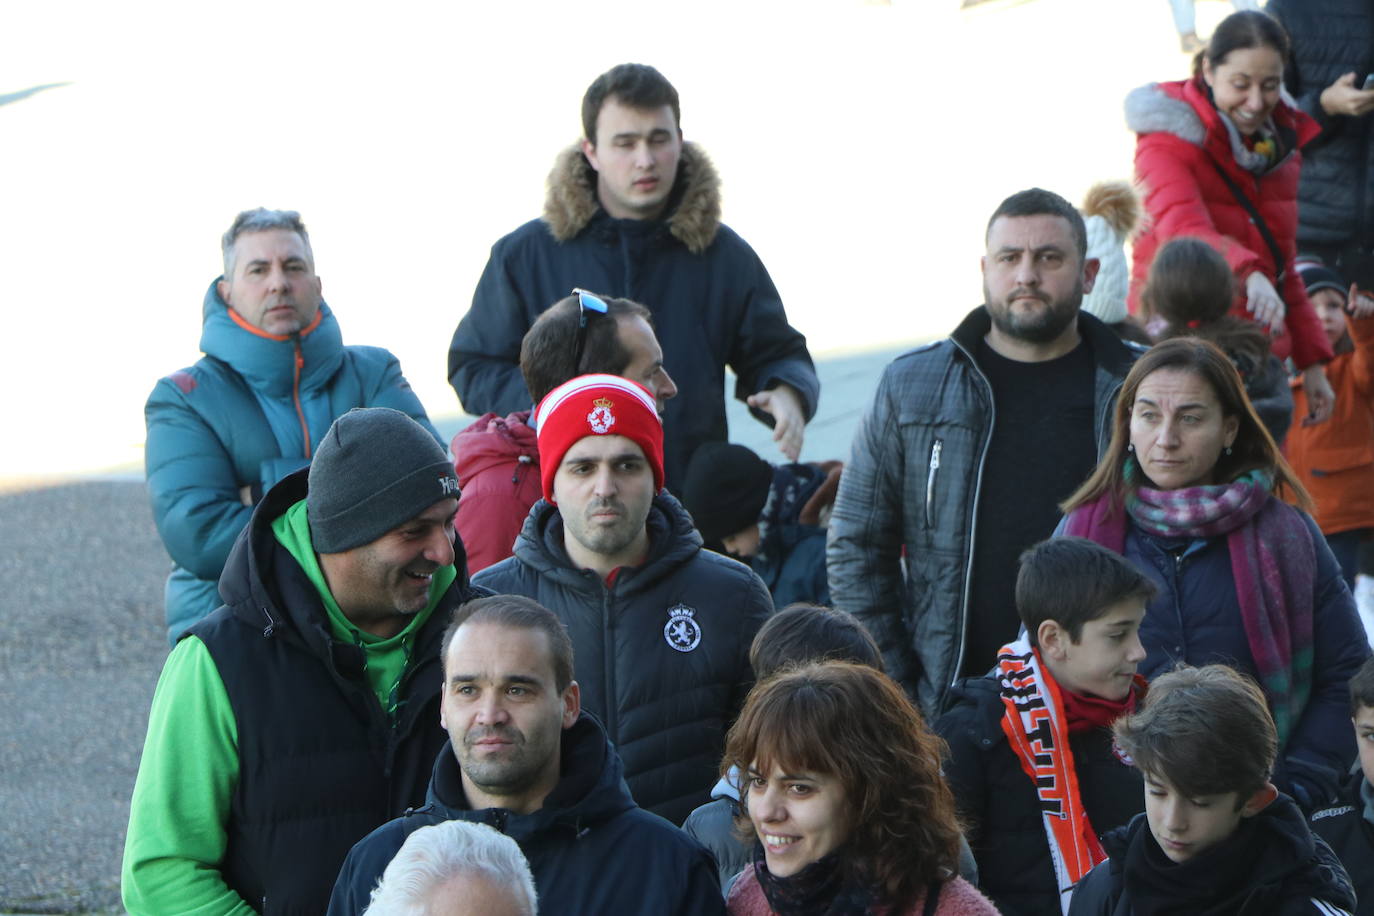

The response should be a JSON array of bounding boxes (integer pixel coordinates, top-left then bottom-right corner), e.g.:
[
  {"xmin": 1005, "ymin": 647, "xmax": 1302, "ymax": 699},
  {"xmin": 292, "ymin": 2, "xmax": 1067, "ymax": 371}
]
[
  {"xmin": 1069, "ymin": 795, "xmax": 1357, "ymax": 915},
  {"xmin": 190, "ymin": 468, "xmax": 485, "ymax": 915},
  {"xmin": 1309, "ymin": 769, "xmax": 1374, "ymax": 914},
  {"xmin": 935, "ymin": 675, "xmax": 1144, "ymax": 916},
  {"xmin": 328, "ymin": 715, "xmax": 724, "ymax": 916},
  {"xmin": 1268, "ymin": 0, "xmax": 1374, "ymax": 250},
  {"xmin": 474, "ymin": 492, "xmax": 773, "ymax": 824}
]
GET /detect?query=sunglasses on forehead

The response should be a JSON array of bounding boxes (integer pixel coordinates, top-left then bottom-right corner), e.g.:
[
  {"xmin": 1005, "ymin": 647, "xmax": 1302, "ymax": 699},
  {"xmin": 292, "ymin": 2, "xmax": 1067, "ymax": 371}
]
[{"xmin": 571, "ymin": 287, "xmax": 609, "ymax": 372}]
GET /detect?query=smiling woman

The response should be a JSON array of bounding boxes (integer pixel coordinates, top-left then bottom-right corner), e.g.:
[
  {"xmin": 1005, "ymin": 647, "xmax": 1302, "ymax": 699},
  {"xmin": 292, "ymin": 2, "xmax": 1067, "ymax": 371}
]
[
  {"xmin": 1061, "ymin": 337, "xmax": 1371, "ymax": 811},
  {"xmin": 719, "ymin": 662, "xmax": 998, "ymax": 916}
]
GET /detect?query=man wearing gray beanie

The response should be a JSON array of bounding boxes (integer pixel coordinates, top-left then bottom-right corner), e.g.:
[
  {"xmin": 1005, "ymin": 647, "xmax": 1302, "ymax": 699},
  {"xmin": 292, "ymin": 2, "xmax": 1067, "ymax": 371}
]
[{"xmin": 124, "ymin": 407, "xmax": 488, "ymax": 916}]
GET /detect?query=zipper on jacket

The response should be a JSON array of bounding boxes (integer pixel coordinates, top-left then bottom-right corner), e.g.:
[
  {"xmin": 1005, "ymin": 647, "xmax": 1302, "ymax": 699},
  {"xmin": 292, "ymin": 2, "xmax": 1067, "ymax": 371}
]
[
  {"xmin": 601, "ymin": 583, "xmax": 618, "ymax": 742},
  {"xmin": 292, "ymin": 338, "xmax": 311, "ymax": 458},
  {"xmin": 925, "ymin": 439, "xmax": 943, "ymax": 528},
  {"xmin": 946, "ymin": 337, "xmax": 995, "ymax": 698},
  {"xmin": 512, "ymin": 454, "xmax": 532, "ymax": 486}
]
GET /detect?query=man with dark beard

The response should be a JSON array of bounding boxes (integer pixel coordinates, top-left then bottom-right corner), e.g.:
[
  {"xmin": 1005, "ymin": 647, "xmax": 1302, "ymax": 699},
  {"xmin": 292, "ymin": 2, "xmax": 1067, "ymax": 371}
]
[
  {"xmin": 827, "ymin": 188, "xmax": 1144, "ymax": 717},
  {"xmin": 327, "ymin": 595, "xmax": 723, "ymax": 915},
  {"xmin": 472, "ymin": 374, "xmax": 772, "ymax": 824}
]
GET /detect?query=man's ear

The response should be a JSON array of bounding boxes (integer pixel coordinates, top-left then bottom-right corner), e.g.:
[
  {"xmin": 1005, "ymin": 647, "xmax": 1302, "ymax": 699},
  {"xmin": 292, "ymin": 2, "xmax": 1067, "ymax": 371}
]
[
  {"xmin": 562, "ymin": 680, "xmax": 581, "ymax": 728},
  {"xmin": 1240, "ymin": 782, "xmax": 1279, "ymax": 817},
  {"xmin": 580, "ymin": 138, "xmax": 600, "ymax": 173},
  {"xmin": 1081, "ymin": 256, "xmax": 1101, "ymax": 294},
  {"xmin": 1038, "ymin": 619, "xmax": 1069, "ymax": 660},
  {"xmin": 217, "ymin": 277, "xmax": 232, "ymax": 306}
]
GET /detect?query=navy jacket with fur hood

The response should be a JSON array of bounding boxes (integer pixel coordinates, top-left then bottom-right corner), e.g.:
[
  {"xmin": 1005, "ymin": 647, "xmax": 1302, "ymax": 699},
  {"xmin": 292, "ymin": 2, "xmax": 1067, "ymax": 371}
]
[
  {"xmin": 474, "ymin": 492, "xmax": 773, "ymax": 824},
  {"xmin": 447, "ymin": 142, "xmax": 819, "ymax": 491},
  {"xmin": 327, "ymin": 714, "xmax": 724, "ymax": 916}
]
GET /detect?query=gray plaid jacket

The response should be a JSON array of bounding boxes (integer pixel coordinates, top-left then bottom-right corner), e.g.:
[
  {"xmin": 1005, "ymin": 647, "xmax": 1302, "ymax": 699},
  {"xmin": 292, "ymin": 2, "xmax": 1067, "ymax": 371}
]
[{"xmin": 826, "ymin": 307, "xmax": 1141, "ymax": 716}]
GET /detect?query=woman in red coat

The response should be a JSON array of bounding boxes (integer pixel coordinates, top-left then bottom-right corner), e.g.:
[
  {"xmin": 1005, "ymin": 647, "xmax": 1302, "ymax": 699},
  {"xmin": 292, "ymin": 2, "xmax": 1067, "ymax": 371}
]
[{"xmin": 1127, "ymin": 10, "xmax": 1336, "ymax": 421}]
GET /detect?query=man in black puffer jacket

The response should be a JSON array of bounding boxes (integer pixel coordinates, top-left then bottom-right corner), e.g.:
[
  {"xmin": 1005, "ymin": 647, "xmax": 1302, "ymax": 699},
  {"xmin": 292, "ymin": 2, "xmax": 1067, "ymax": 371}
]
[
  {"xmin": 474, "ymin": 375, "xmax": 773, "ymax": 824},
  {"xmin": 328, "ymin": 596, "xmax": 723, "ymax": 915},
  {"xmin": 1269, "ymin": 0, "xmax": 1374, "ymax": 288}
]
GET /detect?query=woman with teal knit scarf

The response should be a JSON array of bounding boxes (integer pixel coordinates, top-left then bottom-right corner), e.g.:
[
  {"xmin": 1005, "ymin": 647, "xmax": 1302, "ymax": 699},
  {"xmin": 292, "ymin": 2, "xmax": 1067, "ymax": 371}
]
[{"xmin": 1060, "ymin": 337, "xmax": 1369, "ymax": 811}]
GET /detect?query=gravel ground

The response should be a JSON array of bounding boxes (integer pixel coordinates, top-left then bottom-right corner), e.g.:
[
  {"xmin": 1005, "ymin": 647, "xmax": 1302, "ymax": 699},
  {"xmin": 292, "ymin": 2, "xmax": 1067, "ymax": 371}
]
[{"xmin": 0, "ymin": 480, "xmax": 168, "ymax": 914}]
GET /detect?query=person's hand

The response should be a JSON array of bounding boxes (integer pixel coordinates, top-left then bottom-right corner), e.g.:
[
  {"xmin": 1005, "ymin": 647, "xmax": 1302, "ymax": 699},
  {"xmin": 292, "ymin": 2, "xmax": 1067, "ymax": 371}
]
[
  {"xmin": 1302, "ymin": 364, "xmax": 1336, "ymax": 426},
  {"xmin": 1245, "ymin": 272, "xmax": 1287, "ymax": 330},
  {"xmin": 747, "ymin": 384, "xmax": 805, "ymax": 461},
  {"xmin": 1347, "ymin": 284, "xmax": 1374, "ymax": 319},
  {"xmin": 1320, "ymin": 72, "xmax": 1374, "ymax": 118}
]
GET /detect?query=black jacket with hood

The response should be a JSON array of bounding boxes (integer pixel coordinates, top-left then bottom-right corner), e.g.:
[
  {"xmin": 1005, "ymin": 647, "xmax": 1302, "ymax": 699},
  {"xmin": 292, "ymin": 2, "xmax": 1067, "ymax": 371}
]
[
  {"xmin": 184, "ymin": 468, "xmax": 486, "ymax": 915},
  {"xmin": 447, "ymin": 142, "xmax": 819, "ymax": 491},
  {"xmin": 327, "ymin": 714, "xmax": 725, "ymax": 916},
  {"xmin": 1069, "ymin": 794, "xmax": 1356, "ymax": 915},
  {"xmin": 1309, "ymin": 768, "xmax": 1374, "ymax": 914},
  {"xmin": 473, "ymin": 492, "xmax": 773, "ymax": 824}
]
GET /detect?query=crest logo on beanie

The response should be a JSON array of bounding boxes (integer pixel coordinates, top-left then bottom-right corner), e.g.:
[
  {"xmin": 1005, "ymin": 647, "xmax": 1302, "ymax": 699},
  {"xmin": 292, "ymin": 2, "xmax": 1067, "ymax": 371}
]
[
  {"xmin": 664, "ymin": 604, "xmax": 702, "ymax": 652},
  {"xmin": 587, "ymin": 397, "xmax": 616, "ymax": 435}
]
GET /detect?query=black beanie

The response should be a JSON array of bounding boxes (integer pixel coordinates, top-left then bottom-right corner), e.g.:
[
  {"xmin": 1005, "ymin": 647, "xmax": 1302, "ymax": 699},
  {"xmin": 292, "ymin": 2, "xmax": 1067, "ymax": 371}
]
[
  {"xmin": 307, "ymin": 408, "xmax": 459, "ymax": 553},
  {"xmin": 1296, "ymin": 259, "xmax": 1347, "ymax": 299},
  {"xmin": 682, "ymin": 442, "xmax": 774, "ymax": 544}
]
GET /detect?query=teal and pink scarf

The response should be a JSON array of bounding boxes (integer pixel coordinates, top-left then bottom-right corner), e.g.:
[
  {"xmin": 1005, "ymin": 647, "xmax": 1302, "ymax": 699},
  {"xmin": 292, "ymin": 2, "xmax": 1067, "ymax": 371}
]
[{"xmin": 1063, "ymin": 466, "xmax": 1314, "ymax": 747}]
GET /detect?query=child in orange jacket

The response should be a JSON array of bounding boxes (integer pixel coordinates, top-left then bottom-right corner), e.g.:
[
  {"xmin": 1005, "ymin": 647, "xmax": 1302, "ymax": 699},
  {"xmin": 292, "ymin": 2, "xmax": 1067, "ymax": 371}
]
[{"xmin": 1287, "ymin": 259, "xmax": 1374, "ymax": 588}]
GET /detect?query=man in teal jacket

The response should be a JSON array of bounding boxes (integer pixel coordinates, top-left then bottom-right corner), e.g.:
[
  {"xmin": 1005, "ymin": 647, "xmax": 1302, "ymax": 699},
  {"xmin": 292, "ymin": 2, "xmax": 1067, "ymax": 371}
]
[
  {"xmin": 144, "ymin": 208, "xmax": 440, "ymax": 643},
  {"xmin": 123, "ymin": 407, "xmax": 486, "ymax": 916}
]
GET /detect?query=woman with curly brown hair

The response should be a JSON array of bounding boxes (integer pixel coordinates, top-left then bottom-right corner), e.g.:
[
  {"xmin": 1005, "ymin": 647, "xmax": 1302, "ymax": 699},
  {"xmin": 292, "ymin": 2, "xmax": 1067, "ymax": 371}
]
[{"xmin": 720, "ymin": 662, "xmax": 998, "ymax": 915}]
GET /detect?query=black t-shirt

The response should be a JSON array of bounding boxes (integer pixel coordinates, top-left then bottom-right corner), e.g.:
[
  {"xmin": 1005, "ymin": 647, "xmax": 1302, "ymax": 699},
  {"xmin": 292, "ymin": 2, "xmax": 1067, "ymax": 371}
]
[{"xmin": 961, "ymin": 337, "xmax": 1097, "ymax": 679}]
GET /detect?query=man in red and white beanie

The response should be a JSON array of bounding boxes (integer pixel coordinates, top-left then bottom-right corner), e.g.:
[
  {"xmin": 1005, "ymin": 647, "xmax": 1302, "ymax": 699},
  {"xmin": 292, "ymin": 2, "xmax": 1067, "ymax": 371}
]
[{"xmin": 474, "ymin": 373, "xmax": 774, "ymax": 825}]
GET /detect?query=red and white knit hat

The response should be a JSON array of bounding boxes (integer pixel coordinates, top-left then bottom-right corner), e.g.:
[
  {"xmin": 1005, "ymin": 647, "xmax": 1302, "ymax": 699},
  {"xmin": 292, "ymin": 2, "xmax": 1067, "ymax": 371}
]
[{"xmin": 533, "ymin": 374, "xmax": 664, "ymax": 502}]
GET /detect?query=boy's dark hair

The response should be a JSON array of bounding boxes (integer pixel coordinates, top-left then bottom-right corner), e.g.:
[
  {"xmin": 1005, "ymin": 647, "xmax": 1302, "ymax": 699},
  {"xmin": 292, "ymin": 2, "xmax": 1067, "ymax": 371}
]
[
  {"xmin": 749, "ymin": 604, "xmax": 884, "ymax": 679},
  {"xmin": 581, "ymin": 63, "xmax": 681, "ymax": 144},
  {"xmin": 1017, "ymin": 537, "xmax": 1156, "ymax": 646},
  {"xmin": 986, "ymin": 187, "xmax": 1088, "ymax": 260},
  {"xmin": 1146, "ymin": 236, "xmax": 1270, "ymax": 369},
  {"xmin": 519, "ymin": 293, "xmax": 654, "ymax": 404},
  {"xmin": 440, "ymin": 595, "xmax": 575, "ymax": 692},
  {"xmin": 1350, "ymin": 656, "xmax": 1374, "ymax": 716},
  {"xmin": 1114, "ymin": 664, "xmax": 1276, "ymax": 805}
]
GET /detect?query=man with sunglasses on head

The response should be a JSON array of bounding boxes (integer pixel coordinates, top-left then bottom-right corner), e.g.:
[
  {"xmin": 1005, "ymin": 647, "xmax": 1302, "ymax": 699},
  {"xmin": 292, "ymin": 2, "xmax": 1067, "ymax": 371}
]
[
  {"xmin": 472, "ymin": 374, "xmax": 774, "ymax": 826},
  {"xmin": 447, "ymin": 63, "xmax": 819, "ymax": 492},
  {"xmin": 452, "ymin": 289, "xmax": 678, "ymax": 574}
]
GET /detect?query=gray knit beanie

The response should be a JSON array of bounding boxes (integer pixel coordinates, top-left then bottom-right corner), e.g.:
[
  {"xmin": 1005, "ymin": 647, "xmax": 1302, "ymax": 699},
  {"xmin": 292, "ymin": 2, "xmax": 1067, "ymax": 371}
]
[{"xmin": 307, "ymin": 408, "xmax": 459, "ymax": 553}]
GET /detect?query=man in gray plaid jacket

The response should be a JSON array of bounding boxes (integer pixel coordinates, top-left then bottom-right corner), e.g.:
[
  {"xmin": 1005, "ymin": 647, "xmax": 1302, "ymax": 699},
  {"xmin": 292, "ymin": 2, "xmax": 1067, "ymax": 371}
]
[{"xmin": 826, "ymin": 188, "xmax": 1143, "ymax": 716}]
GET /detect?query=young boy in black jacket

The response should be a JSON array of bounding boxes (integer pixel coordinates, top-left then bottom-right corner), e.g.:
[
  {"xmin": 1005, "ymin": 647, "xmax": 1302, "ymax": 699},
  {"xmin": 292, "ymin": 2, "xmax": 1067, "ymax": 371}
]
[
  {"xmin": 1309, "ymin": 656, "xmax": 1374, "ymax": 914},
  {"xmin": 1070, "ymin": 665, "xmax": 1357, "ymax": 915},
  {"xmin": 936, "ymin": 537, "xmax": 1156, "ymax": 916}
]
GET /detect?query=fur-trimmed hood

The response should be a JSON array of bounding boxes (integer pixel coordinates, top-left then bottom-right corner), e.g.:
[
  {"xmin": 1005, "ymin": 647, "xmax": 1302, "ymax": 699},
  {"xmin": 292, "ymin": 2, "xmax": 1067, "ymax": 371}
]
[
  {"xmin": 1124, "ymin": 78, "xmax": 1315, "ymax": 151},
  {"xmin": 541, "ymin": 141, "xmax": 722, "ymax": 254}
]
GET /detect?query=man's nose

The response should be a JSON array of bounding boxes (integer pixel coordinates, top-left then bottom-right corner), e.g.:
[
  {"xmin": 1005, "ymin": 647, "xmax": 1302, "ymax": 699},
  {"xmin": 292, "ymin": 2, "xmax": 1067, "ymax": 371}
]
[
  {"xmin": 1014, "ymin": 256, "xmax": 1038, "ymax": 287},
  {"xmin": 474, "ymin": 693, "xmax": 509, "ymax": 725},
  {"xmin": 657, "ymin": 368, "xmax": 679, "ymax": 406},
  {"xmin": 634, "ymin": 141, "xmax": 655, "ymax": 169},
  {"xmin": 425, "ymin": 527, "xmax": 456, "ymax": 567},
  {"xmin": 592, "ymin": 466, "xmax": 618, "ymax": 497}
]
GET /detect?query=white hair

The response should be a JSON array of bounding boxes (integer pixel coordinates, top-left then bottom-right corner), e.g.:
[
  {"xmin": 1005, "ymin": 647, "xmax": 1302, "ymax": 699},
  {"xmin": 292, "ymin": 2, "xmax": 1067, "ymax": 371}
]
[
  {"xmin": 220, "ymin": 207, "xmax": 314, "ymax": 277},
  {"xmin": 363, "ymin": 821, "xmax": 537, "ymax": 915}
]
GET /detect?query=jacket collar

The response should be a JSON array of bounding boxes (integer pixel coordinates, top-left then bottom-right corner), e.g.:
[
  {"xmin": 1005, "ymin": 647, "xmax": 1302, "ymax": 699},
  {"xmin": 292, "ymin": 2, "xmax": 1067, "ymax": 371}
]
[
  {"xmin": 541, "ymin": 141, "xmax": 722, "ymax": 254},
  {"xmin": 949, "ymin": 305, "xmax": 1140, "ymax": 379},
  {"xmin": 423, "ymin": 713, "xmax": 636, "ymax": 841},
  {"xmin": 1124, "ymin": 78, "xmax": 1320, "ymax": 155},
  {"xmin": 512, "ymin": 490, "xmax": 704, "ymax": 596},
  {"xmin": 199, "ymin": 278, "xmax": 346, "ymax": 398}
]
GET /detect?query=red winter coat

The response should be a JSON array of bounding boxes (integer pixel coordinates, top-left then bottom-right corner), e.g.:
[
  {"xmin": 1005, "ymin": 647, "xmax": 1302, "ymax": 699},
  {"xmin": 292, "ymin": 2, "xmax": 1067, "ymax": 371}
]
[
  {"xmin": 451, "ymin": 410, "xmax": 540, "ymax": 573},
  {"xmin": 1126, "ymin": 77, "xmax": 1332, "ymax": 369}
]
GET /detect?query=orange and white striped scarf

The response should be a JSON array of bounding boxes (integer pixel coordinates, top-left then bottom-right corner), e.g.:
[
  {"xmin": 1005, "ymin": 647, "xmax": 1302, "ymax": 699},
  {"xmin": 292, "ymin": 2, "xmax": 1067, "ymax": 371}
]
[{"xmin": 997, "ymin": 634, "xmax": 1106, "ymax": 915}]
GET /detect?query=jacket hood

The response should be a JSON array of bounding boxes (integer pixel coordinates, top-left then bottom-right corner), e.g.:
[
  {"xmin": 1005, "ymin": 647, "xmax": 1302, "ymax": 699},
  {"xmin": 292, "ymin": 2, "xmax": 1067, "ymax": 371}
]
[
  {"xmin": 1124, "ymin": 78, "xmax": 1320, "ymax": 153},
  {"xmin": 511, "ymin": 490, "xmax": 704, "ymax": 597},
  {"xmin": 218, "ymin": 467, "xmax": 476, "ymax": 652},
  {"xmin": 541, "ymin": 141, "xmax": 722, "ymax": 254},
  {"xmin": 199, "ymin": 278, "xmax": 345, "ymax": 398},
  {"xmin": 452, "ymin": 410, "xmax": 538, "ymax": 483},
  {"xmin": 421, "ymin": 713, "xmax": 637, "ymax": 842}
]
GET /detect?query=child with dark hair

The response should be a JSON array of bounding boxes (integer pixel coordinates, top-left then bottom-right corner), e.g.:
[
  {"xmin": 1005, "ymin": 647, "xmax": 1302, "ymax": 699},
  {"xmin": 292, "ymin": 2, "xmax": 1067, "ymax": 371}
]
[
  {"xmin": 682, "ymin": 443, "xmax": 840, "ymax": 608},
  {"xmin": 1285, "ymin": 259, "xmax": 1374, "ymax": 590},
  {"xmin": 1070, "ymin": 664, "xmax": 1357, "ymax": 915},
  {"xmin": 1145, "ymin": 236, "xmax": 1295, "ymax": 443},
  {"xmin": 1308, "ymin": 656, "xmax": 1374, "ymax": 914},
  {"xmin": 936, "ymin": 537, "xmax": 1157, "ymax": 915}
]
